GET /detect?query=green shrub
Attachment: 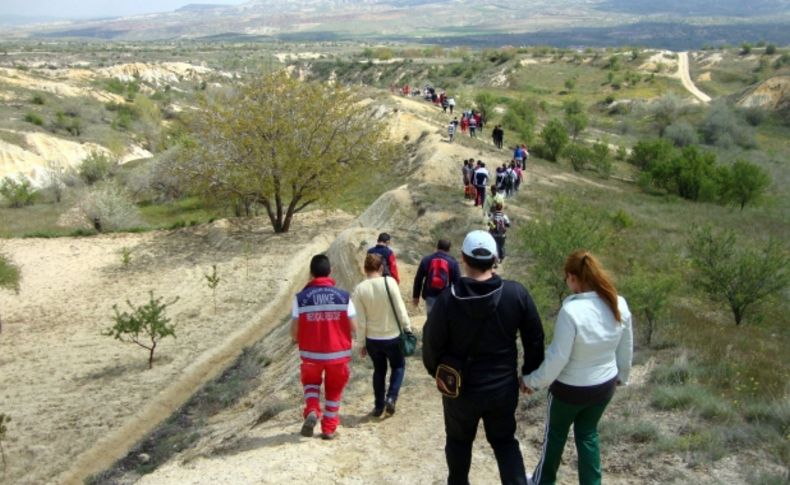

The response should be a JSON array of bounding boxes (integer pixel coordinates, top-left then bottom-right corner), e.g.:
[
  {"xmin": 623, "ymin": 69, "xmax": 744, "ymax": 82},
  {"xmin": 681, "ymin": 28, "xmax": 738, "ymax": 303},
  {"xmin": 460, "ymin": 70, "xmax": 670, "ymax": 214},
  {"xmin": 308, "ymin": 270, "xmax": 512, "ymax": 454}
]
[
  {"xmin": 0, "ymin": 176, "xmax": 37, "ymax": 208},
  {"xmin": 700, "ymin": 101, "xmax": 756, "ymax": 149},
  {"xmin": 519, "ymin": 196, "xmax": 610, "ymax": 307},
  {"xmin": 717, "ymin": 160, "xmax": 771, "ymax": 210},
  {"xmin": 540, "ymin": 118, "xmax": 569, "ymax": 162},
  {"xmin": 78, "ymin": 151, "xmax": 117, "ymax": 185},
  {"xmin": 765, "ymin": 44, "xmax": 777, "ymax": 55},
  {"xmin": 663, "ymin": 121, "xmax": 698, "ymax": 147},
  {"xmin": 621, "ymin": 266, "xmax": 675, "ymax": 346},
  {"xmin": 52, "ymin": 111, "xmax": 81, "ymax": 136},
  {"xmin": 31, "ymin": 95, "xmax": 45, "ymax": 105},
  {"xmin": 688, "ymin": 226, "xmax": 789, "ymax": 325},
  {"xmin": 104, "ymin": 291, "xmax": 179, "ymax": 369},
  {"xmin": 502, "ymin": 98, "xmax": 538, "ymax": 144},
  {"xmin": 564, "ymin": 143, "xmax": 592, "ymax": 172},
  {"xmin": 0, "ymin": 254, "xmax": 20, "ymax": 293},
  {"xmin": 24, "ymin": 112, "xmax": 43, "ymax": 126},
  {"xmin": 79, "ymin": 182, "xmax": 142, "ymax": 232},
  {"xmin": 590, "ymin": 140, "xmax": 612, "ymax": 177}
]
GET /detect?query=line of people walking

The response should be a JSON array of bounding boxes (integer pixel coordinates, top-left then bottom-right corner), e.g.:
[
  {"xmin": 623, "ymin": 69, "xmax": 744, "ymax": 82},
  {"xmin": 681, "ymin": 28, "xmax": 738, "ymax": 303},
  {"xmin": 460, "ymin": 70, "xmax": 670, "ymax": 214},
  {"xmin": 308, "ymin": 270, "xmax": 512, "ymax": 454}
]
[{"xmin": 291, "ymin": 227, "xmax": 633, "ymax": 485}]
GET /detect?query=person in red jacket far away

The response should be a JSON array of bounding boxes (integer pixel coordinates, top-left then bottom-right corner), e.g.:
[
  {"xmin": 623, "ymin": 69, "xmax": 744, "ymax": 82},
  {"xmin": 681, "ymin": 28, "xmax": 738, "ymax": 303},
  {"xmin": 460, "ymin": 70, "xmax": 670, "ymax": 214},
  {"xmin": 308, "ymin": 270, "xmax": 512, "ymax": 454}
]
[{"xmin": 291, "ymin": 254, "xmax": 357, "ymax": 440}]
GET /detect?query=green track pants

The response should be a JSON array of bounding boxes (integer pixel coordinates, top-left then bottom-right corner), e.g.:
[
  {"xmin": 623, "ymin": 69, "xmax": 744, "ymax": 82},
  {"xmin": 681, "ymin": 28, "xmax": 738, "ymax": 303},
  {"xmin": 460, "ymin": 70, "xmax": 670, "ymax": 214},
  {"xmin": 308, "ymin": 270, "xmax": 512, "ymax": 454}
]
[{"xmin": 531, "ymin": 393, "xmax": 611, "ymax": 485}]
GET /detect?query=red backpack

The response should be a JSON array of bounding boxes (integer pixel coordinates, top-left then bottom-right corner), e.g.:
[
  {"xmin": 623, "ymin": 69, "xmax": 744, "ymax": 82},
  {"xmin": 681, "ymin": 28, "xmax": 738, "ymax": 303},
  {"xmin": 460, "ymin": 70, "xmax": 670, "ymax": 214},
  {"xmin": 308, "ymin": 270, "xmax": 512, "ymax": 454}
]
[{"xmin": 427, "ymin": 257, "xmax": 450, "ymax": 290}]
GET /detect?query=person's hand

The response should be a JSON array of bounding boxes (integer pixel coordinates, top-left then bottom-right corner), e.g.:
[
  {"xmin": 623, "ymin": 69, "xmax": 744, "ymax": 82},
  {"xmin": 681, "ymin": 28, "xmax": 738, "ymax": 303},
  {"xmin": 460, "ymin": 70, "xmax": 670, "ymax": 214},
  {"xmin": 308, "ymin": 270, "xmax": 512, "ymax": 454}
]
[
  {"xmin": 412, "ymin": 298, "xmax": 420, "ymax": 307},
  {"xmin": 519, "ymin": 377, "xmax": 535, "ymax": 395},
  {"xmin": 359, "ymin": 347, "xmax": 367, "ymax": 358}
]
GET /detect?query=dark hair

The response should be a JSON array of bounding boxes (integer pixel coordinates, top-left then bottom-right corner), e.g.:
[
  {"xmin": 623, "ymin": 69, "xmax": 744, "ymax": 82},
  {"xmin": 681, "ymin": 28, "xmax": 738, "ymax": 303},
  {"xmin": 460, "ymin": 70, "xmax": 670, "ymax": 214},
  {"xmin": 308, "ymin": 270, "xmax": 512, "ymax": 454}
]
[
  {"xmin": 462, "ymin": 252, "xmax": 496, "ymax": 271},
  {"xmin": 310, "ymin": 254, "xmax": 331, "ymax": 278},
  {"xmin": 364, "ymin": 253, "xmax": 383, "ymax": 273},
  {"xmin": 377, "ymin": 232, "xmax": 391, "ymax": 243},
  {"xmin": 564, "ymin": 251, "xmax": 621, "ymax": 322},
  {"xmin": 437, "ymin": 239, "xmax": 451, "ymax": 251}
]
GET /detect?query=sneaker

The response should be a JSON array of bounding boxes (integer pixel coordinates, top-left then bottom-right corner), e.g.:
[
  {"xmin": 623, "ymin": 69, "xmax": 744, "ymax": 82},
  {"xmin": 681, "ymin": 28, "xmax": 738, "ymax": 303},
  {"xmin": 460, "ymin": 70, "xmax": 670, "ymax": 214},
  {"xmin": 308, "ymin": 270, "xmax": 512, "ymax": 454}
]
[
  {"xmin": 384, "ymin": 397, "xmax": 396, "ymax": 416},
  {"xmin": 300, "ymin": 412, "xmax": 318, "ymax": 437},
  {"xmin": 321, "ymin": 431, "xmax": 338, "ymax": 440},
  {"xmin": 370, "ymin": 407, "xmax": 384, "ymax": 417}
]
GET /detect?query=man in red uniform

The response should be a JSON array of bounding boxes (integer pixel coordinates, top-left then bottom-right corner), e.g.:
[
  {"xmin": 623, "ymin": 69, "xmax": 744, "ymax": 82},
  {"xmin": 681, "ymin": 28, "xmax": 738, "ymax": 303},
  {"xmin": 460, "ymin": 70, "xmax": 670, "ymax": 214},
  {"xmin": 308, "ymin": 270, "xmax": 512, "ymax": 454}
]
[{"xmin": 291, "ymin": 254, "xmax": 357, "ymax": 440}]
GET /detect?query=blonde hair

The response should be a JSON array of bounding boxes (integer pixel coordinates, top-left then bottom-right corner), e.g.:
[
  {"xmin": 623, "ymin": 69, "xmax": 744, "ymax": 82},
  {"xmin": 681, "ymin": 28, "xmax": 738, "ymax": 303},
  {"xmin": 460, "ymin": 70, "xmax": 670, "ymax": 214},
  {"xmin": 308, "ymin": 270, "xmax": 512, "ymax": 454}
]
[
  {"xmin": 564, "ymin": 250, "xmax": 621, "ymax": 322},
  {"xmin": 364, "ymin": 253, "xmax": 383, "ymax": 274}
]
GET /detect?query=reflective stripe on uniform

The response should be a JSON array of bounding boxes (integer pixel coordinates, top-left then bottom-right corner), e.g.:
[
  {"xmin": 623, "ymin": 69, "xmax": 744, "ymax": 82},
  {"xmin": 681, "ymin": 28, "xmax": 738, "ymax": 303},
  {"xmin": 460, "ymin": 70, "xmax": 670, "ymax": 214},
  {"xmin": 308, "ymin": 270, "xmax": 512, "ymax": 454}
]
[
  {"xmin": 297, "ymin": 304, "xmax": 349, "ymax": 314},
  {"xmin": 323, "ymin": 411, "xmax": 338, "ymax": 418},
  {"xmin": 303, "ymin": 384, "xmax": 320, "ymax": 391},
  {"xmin": 324, "ymin": 400, "xmax": 340, "ymax": 408},
  {"xmin": 300, "ymin": 349, "xmax": 352, "ymax": 361},
  {"xmin": 304, "ymin": 392, "xmax": 320, "ymax": 400}
]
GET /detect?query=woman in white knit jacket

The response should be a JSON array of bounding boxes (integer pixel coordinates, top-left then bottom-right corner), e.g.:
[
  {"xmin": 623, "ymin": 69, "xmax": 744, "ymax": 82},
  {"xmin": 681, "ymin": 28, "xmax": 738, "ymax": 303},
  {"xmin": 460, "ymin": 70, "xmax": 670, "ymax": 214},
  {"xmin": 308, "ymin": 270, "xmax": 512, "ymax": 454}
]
[
  {"xmin": 522, "ymin": 250, "xmax": 633, "ymax": 485},
  {"xmin": 352, "ymin": 253, "xmax": 413, "ymax": 417}
]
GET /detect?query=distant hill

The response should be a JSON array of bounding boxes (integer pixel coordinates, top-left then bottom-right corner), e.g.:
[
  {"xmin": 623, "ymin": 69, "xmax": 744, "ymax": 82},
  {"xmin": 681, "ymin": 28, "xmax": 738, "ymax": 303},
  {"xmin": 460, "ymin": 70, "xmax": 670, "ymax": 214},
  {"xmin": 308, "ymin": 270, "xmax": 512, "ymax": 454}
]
[
  {"xmin": 176, "ymin": 4, "xmax": 232, "ymax": 12},
  {"xmin": 5, "ymin": 0, "xmax": 790, "ymax": 48}
]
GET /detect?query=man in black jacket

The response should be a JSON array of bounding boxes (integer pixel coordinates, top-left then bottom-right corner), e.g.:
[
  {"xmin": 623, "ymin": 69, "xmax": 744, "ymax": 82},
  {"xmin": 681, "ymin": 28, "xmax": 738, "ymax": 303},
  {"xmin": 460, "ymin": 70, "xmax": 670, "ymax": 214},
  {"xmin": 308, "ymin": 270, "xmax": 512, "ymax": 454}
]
[
  {"xmin": 423, "ymin": 230, "xmax": 544, "ymax": 485},
  {"xmin": 412, "ymin": 239, "xmax": 462, "ymax": 315}
]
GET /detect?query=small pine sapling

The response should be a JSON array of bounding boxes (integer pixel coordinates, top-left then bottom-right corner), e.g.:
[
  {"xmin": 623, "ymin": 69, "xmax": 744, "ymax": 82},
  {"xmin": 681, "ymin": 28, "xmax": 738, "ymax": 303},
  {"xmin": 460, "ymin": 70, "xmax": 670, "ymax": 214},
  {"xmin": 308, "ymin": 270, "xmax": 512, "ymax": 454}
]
[
  {"xmin": 121, "ymin": 247, "xmax": 132, "ymax": 268},
  {"xmin": 0, "ymin": 413, "xmax": 9, "ymax": 477},
  {"xmin": 104, "ymin": 291, "xmax": 179, "ymax": 369},
  {"xmin": 204, "ymin": 264, "xmax": 221, "ymax": 312}
]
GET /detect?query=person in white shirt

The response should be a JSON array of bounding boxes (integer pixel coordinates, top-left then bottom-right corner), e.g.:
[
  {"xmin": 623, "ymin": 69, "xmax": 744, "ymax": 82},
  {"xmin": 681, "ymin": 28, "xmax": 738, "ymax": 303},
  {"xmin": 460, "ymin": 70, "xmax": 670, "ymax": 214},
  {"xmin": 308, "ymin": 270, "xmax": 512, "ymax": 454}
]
[{"xmin": 522, "ymin": 251, "xmax": 633, "ymax": 485}]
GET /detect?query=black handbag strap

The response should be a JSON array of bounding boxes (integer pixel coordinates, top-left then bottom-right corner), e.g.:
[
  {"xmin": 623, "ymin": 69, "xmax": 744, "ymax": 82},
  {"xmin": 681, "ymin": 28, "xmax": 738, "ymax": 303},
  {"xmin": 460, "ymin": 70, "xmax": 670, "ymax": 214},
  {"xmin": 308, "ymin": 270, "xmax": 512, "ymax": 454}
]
[{"xmin": 383, "ymin": 275, "xmax": 405, "ymax": 334}]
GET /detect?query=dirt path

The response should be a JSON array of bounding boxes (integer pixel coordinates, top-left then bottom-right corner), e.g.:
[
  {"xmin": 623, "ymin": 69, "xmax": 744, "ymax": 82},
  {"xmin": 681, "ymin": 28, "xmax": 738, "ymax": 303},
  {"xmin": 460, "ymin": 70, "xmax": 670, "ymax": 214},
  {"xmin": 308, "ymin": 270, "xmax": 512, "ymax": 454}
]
[{"xmin": 678, "ymin": 52, "xmax": 712, "ymax": 103}]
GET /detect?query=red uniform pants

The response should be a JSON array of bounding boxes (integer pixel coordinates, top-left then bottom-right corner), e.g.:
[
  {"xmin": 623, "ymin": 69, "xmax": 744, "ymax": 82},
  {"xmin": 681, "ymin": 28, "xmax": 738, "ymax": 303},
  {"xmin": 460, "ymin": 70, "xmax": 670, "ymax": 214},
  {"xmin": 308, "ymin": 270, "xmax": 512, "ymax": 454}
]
[{"xmin": 300, "ymin": 361, "xmax": 350, "ymax": 434}]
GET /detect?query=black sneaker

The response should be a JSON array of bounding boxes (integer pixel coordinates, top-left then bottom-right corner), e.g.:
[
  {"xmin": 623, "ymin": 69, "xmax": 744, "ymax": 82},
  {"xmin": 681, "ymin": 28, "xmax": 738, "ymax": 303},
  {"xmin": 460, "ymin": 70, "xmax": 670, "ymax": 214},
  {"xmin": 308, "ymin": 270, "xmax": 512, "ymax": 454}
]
[
  {"xmin": 371, "ymin": 407, "xmax": 384, "ymax": 417},
  {"xmin": 384, "ymin": 397, "xmax": 396, "ymax": 416},
  {"xmin": 300, "ymin": 412, "xmax": 318, "ymax": 437}
]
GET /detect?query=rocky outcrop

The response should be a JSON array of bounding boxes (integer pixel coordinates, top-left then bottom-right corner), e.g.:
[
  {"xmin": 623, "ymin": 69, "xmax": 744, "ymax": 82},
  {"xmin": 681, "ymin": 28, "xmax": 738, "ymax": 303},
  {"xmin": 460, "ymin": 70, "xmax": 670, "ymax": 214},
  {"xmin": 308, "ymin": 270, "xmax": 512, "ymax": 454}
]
[{"xmin": 738, "ymin": 76, "xmax": 790, "ymax": 111}]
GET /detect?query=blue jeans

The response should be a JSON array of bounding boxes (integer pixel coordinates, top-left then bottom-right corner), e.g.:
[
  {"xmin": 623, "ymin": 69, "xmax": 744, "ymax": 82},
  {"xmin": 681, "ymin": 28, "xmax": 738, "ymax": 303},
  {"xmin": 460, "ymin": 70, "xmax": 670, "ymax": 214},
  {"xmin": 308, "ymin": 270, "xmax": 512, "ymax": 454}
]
[{"xmin": 365, "ymin": 337, "xmax": 406, "ymax": 410}]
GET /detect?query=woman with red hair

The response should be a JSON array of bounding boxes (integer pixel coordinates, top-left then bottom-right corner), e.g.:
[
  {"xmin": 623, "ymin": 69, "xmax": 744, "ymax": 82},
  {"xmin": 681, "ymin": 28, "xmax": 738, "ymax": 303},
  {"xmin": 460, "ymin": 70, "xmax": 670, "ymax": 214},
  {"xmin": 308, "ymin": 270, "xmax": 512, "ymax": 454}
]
[{"xmin": 522, "ymin": 250, "xmax": 633, "ymax": 485}]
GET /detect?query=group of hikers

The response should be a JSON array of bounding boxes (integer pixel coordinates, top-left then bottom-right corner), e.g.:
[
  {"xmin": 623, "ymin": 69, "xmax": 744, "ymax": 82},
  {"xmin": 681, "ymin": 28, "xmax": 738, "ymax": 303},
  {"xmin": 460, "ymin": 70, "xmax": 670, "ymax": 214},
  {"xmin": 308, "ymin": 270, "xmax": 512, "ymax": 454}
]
[
  {"xmin": 291, "ymin": 228, "xmax": 634, "ymax": 485},
  {"xmin": 461, "ymin": 150, "xmax": 530, "ymax": 263}
]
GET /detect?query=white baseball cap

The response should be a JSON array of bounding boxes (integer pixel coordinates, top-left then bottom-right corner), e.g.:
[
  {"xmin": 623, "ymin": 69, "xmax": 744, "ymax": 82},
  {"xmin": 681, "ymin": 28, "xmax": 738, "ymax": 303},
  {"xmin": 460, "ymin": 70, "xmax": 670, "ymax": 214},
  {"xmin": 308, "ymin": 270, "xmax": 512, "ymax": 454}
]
[{"xmin": 461, "ymin": 230, "xmax": 498, "ymax": 260}]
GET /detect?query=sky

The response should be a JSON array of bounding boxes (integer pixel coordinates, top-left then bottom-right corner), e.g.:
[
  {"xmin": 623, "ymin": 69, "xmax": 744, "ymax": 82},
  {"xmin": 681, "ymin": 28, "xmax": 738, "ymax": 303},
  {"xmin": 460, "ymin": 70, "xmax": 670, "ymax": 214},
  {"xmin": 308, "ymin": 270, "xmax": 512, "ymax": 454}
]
[{"xmin": 0, "ymin": 0, "xmax": 247, "ymax": 19}]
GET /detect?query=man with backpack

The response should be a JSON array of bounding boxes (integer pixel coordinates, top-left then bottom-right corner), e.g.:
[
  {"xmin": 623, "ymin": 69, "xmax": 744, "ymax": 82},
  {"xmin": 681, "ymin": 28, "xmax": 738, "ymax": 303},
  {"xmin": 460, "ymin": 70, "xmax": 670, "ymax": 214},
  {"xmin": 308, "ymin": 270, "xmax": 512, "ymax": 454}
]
[
  {"xmin": 422, "ymin": 230, "xmax": 544, "ymax": 485},
  {"xmin": 412, "ymin": 239, "xmax": 461, "ymax": 315},
  {"xmin": 367, "ymin": 232, "xmax": 400, "ymax": 284},
  {"xmin": 489, "ymin": 203, "xmax": 511, "ymax": 262}
]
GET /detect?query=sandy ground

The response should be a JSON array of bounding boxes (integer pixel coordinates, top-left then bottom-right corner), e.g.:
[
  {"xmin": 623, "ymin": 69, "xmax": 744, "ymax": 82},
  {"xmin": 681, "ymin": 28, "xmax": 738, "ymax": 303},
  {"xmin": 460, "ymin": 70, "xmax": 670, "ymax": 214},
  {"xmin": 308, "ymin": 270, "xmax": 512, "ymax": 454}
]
[{"xmin": 0, "ymin": 210, "xmax": 353, "ymax": 484}]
